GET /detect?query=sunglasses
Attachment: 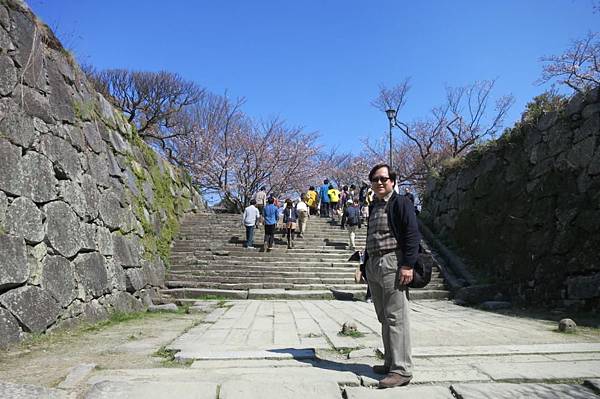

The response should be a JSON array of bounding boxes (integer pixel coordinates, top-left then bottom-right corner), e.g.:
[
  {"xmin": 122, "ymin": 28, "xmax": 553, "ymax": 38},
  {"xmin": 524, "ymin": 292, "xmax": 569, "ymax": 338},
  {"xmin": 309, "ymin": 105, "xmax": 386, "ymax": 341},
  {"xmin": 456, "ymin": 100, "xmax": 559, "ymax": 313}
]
[{"xmin": 370, "ymin": 176, "xmax": 390, "ymax": 183}]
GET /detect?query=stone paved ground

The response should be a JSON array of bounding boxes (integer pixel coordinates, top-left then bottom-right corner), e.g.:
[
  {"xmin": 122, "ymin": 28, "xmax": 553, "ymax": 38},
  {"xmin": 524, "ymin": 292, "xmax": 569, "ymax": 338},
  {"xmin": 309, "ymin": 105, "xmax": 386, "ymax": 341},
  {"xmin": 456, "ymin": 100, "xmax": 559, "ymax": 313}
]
[{"xmin": 2, "ymin": 299, "xmax": 600, "ymax": 398}]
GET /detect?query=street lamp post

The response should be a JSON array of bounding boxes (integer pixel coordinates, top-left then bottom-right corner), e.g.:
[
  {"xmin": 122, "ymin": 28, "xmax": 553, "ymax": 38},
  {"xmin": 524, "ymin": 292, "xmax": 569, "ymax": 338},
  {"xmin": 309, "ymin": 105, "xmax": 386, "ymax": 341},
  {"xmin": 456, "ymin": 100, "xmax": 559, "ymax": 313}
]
[{"xmin": 385, "ymin": 109, "xmax": 397, "ymax": 168}]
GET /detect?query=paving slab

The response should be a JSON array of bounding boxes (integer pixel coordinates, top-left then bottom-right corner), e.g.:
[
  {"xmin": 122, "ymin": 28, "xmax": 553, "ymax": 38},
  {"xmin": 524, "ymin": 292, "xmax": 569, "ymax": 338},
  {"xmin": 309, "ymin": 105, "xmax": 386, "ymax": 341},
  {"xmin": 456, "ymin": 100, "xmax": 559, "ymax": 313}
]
[
  {"xmin": 84, "ymin": 381, "xmax": 217, "ymax": 399},
  {"xmin": 86, "ymin": 367, "xmax": 361, "ymax": 386},
  {"xmin": 450, "ymin": 382, "xmax": 599, "ymax": 399},
  {"xmin": 413, "ymin": 343, "xmax": 600, "ymax": 357},
  {"xmin": 345, "ymin": 385, "xmax": 454, "ymax": 399},
  {"xmin": 474, "ymin": 360, "xmax": 600, "ymax": 381},
  {"xmin": 58, "ymin": 363, "xmax": 97, "ymax": 389},
  {"xmin": 190, "ymin": 359, "xmax": 314, "ymax": 369},
  {"xmin": 175, "ymin": 348, "xmax": 315, "ymax": 361},
  {"xmin": 219, "ymin": 380, "xmax": 341, "ymax": 399},
  {"xmin": 0, "ymin": 381, "xmax": 70, "ymax": 399}
]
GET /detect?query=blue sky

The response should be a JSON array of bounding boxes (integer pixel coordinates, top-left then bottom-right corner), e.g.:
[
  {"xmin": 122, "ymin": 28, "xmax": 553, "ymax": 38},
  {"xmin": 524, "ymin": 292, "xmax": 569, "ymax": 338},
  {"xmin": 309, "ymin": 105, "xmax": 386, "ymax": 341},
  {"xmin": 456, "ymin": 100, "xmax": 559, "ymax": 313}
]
[{"xmin": 28, "ymin": 0, "xmax": 599, "ymax": 153}]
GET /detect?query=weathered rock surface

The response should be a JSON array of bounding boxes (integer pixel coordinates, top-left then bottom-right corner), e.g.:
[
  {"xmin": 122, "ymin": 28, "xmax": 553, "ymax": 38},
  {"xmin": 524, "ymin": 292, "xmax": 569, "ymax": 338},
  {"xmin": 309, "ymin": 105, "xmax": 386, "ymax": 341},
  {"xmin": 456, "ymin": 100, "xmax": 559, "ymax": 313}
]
[
  {"xmin": 423, "ymin": 89, "xmax": 600, "ymax": 309},
  {"xmin": 0, "ymin": 381, "xmax": 69, "ymax": 399},
  {"xmin": 44, "ymin": 201, "xmax": 82, "ymax": 258},
  {"xmin": 113, "ymin": 235, "xmax": 141, "ymax": 268},
  {"xmin": 0, "ymin": 0, "xmax": 203, "ymax": 345},
  {"xmin": 40, "ymin": 255, "xmax": 76, "ymax": 308},
  {"xmin": 103, "ymin": 291, "xmax": 144, "ymax": 313},
  {"xmin": 98, "ymin": 191, "xmax": 124, "ymax": 230},
  {"xmin": 0, "ymin": 285, "xmax": 61, "ymax": 333},
  {"xmin": 0, "ymin": 307, "xmax": 22, "ymax": 348},
  {"xmin": 73, "ymin": 253, "xmax": 110, "ymax": 299},
  {"xmin": 18, "ymin": 151, "xmax": 59, "ymax": 203},
  {"xmin": 39, "ymin": 134, "xmax": 83, "ymax": 181},
  {"xmin": 0, "ymin": 234, "xmax": 28, "ymax": 290},
  {"xmin": 4, "ymin": 196, "xmax": 44, "ymax": 243},
  {"xmin": 125, "ymin": 268, "xmax": 146, "ymax": 293}
]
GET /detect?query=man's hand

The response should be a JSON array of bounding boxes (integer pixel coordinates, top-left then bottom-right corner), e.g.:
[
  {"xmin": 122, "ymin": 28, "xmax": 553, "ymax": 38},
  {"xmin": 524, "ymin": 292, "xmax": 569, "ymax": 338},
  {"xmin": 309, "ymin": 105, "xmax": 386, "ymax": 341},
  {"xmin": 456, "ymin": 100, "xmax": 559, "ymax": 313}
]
[{"xmin": 399, "ymin": 266, "xmax": 413, "ymax": 286}]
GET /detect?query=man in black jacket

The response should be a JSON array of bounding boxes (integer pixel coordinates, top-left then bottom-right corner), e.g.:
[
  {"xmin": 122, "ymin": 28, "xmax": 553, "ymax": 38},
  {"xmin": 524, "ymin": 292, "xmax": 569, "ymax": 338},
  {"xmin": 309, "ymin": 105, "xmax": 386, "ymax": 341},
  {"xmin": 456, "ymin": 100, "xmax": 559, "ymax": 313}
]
[{"xmin": 363, "ymin": 163, "xmax": 420, "ymax": 388}]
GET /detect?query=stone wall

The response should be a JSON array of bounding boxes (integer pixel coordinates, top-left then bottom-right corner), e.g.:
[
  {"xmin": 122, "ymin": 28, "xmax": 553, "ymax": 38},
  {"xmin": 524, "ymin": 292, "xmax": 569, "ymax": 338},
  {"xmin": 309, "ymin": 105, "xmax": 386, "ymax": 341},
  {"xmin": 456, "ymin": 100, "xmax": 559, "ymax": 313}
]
[
  {"xmin": 0, "ymin": 0, "xmax": 204, "ymax": 347},
  {"xmin": 422, "ymin": 88, "xmax": 600, "ymax": 309}
]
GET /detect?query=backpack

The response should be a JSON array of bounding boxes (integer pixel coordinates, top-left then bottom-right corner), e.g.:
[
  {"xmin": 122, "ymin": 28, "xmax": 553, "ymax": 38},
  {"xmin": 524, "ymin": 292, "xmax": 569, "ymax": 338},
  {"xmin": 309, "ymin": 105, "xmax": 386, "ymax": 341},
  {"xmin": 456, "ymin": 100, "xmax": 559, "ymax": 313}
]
[{"xmin": 347, "ymin": 207, "xmax": 360, "ymax": 226}]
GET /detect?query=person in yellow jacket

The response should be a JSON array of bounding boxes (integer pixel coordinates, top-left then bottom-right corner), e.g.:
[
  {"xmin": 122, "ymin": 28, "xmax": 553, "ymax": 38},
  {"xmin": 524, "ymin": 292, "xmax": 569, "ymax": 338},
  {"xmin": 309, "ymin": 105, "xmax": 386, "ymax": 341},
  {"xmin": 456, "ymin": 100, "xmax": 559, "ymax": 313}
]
[
  {"xmin": 306, "ymin": 186, "xmax": 318, "ymax": 215},
  {"xmin": 327, "ymin": 184, "xmax": 341, "ymax": 221}
]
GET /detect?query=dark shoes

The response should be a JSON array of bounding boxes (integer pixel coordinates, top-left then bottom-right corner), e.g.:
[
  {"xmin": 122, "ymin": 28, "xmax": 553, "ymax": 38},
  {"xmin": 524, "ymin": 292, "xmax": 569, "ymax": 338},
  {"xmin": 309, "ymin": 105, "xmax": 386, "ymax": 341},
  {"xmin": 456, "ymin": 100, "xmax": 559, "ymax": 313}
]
[
  {"xmin": 378, "ymin": 372, "xmax": 412, "ymax": 389},
  {"xmin": 372, "ymin": 365, "xmax": 389, "ymax": 374}
]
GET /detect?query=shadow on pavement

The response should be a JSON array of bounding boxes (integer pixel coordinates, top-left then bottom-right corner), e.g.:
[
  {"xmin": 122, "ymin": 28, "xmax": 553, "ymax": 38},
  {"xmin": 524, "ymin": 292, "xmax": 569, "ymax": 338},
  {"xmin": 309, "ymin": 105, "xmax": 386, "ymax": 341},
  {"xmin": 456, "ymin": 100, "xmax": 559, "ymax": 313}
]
[{"xmin": 267, "ymin": 348, "xmax": 380, "ymax": 381}]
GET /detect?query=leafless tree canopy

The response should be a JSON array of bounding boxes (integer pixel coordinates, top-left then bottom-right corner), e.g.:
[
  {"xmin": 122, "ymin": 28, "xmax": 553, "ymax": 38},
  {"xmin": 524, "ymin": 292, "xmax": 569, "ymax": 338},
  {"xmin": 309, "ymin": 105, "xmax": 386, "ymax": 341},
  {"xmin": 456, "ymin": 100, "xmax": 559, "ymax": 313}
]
[
  {"xmin": 371, "ymin": 79, "xmax": 513, "ymax": 188},
  {"xmin": 84, "ymin": 67, "xmax": 206, "ymax": 149},
  {"xmin": 371, "ymin": 79, "xmax": 411, "ymax": 114},
  {"xmin": 538, "ymin": 32, "xmax": 600, "ymax": 92}
]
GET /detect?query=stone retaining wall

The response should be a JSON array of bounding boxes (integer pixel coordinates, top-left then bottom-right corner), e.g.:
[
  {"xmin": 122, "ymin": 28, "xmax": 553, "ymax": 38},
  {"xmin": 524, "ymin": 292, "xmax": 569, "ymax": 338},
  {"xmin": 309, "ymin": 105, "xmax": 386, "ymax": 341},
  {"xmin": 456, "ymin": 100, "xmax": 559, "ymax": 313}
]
[
  {"xmin": 0, "ymin": 0, "xmax": 204, "ymax": 347},
  {"xmin": 422, "ymin": 88, "xmax": 600, "ymax": 309}
]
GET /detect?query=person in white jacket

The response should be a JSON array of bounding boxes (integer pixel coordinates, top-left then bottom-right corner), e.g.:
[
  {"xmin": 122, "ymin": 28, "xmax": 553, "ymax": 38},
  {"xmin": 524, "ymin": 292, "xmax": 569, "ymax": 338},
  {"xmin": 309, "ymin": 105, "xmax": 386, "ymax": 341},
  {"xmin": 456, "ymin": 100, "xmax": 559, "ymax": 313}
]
[
  {"xmin": 242, "ymin": 199, "xmax": 260, "ymax": 249},
  {"xmin": 296, "ymin": 195, "xmax": 310, "ymax": 238}
]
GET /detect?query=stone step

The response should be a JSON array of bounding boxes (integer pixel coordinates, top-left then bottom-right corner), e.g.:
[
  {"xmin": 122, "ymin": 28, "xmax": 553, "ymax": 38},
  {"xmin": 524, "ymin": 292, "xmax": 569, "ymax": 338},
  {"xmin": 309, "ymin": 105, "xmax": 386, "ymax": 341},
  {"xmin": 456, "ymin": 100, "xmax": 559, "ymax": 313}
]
[
  {"xmin": 165, "ymin": 279, "xmax": 447, "ymax": 291},
  {"xmin": 168, "ymin": 212, "xmax": 453, "ymax": 301},
  {"xmin": 170, "ymin": 251, "xmax": 354, "ymax": 260},
  {"xmin": 160, "ymin": 287, "xmax": 449, "ymax": 301}
]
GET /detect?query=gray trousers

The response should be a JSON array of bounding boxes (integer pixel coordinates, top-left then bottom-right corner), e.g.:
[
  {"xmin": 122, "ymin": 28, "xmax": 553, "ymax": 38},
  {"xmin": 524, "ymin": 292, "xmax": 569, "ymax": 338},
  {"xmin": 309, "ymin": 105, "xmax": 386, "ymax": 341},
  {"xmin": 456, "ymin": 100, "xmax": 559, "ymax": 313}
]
[{"xmin": 366, "ymin": 250, "xmax": 413, "ymax": 377}]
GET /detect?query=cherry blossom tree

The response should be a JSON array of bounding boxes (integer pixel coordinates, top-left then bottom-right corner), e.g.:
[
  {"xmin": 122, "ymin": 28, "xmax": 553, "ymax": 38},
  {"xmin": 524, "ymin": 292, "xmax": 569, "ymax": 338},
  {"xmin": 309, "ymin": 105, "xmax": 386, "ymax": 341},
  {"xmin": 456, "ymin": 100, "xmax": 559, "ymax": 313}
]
[{"xmin": 538, "ymin": 32, "xmax": 600, "ymax": 93}]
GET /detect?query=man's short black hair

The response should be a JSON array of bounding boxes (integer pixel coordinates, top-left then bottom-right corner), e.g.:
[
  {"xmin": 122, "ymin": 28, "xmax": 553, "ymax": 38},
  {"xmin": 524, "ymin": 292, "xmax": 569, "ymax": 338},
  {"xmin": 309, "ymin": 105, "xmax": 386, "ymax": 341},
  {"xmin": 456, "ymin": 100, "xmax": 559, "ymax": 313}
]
[
  {"xmin": 368, "ymin": 163, "xmax": 397, "ymax": 184},
  {"xmin": 250, "ymin": 199, "xmax": 256, "ymax": 205},
  {"xmin": 267, "ymin": 197, "xmax": 275, "ymax": 204},
  {"xmin": 309, "ymin": 185, "xmax": 315, "ymax": 190},
  {"xmin": 324, "ymin": 179, "xmax": 329, "ymax": 184},
  {"xmin": 260, "ymin": 186, "xmax": 266, "ymax": 191}
]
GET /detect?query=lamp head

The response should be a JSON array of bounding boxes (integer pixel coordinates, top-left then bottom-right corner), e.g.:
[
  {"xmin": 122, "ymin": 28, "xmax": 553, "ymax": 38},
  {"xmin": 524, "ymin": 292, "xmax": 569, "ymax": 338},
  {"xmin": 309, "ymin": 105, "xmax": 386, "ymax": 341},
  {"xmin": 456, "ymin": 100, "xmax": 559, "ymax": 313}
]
[{"xmin": 385, "ymin": 109, "xmax": 397, "ymax": 121}]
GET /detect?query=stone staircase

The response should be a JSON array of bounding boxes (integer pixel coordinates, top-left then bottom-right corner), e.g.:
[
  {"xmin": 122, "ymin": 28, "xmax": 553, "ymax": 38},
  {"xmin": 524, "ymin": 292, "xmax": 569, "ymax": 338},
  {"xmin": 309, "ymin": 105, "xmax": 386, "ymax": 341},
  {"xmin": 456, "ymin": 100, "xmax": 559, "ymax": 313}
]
[{"xmin": 161, "ymin": 212, "xmax": 451, "ymax": 301}]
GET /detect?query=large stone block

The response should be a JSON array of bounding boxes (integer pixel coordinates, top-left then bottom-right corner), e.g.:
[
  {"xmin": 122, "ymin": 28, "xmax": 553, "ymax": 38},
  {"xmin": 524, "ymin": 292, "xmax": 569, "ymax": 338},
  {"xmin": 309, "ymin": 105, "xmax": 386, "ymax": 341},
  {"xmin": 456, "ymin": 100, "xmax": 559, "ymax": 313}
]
[
  {"xmin": 79, "ymin": 222, "xmax": 96, "ymax": 251},
  {"xmin": 0, "ymin": 285, "xmax": 60, "ymax": 333},
  {"xmin": 0, "ymin": 138, "xmax": 23, "ymax": 196},
  {"xmin": 104, "ymin": 291, "xmax": 144, "ymax": 313},
  {"xmin": 0, "ymin": 54, "xmax": 17, "ymax": 96},
  {"xmin": 85, "ymin": 151, "xmax": 111, "ymax": 188},
  {"xmin": 0, "ymin": 190, "xmax": 7, "ymax": 223},
  {"xmin": 5, "ymin": 196, "xmax": 44, "ymax": 243},
  {"xmin": 18, "ymin": 84, "xmax": 54, "ymax": 123},
  {"xmin": 0, "ymin": 234, "xmax": 28, "ymax": 290},
  {"xmin": 10, "ymin": 9, "xmax": 45, "ymax": 88},
  {"xmin": 0, "ymin": 307, "xmax": 21, "ymax": 348},
  {"xmin": 99, "ymin": 190, "xmax": 124, "ymax": 230},
  {"xmin": 40, "ymin": 255, "xmax": 76, "ymax": 308},
  {"xmin": 142, "ymin": 259, "xmax": 166, "ymax": 287},
  {"xmin": 38, "ymin": 134, "xmax": 83, "ymax": 181},
  {"xmin": 112, "ymin": 234, "xmax": 141, "ymax": 268},
  {"xmin": 44, "ymin": 201, "xmax": 82, "ymax": 258},
  {"xmin": 83, "ymin": 122, "xmax": 105, "ymax": 154},
  {"xmin": 18, "ymin": 151, "xmax": 59, "ymax": 203},
  {"xmin": 81, "ymin": 175, "xmax": 100, "ymax": 220},
  {"xmin": 58, "ymin": 180, "xmax": 87, "ymax": 219},
  {"xmin": 125, "ymin": 267, "xmax": 145, "ymax": 293},
  {"xmin": 62, "ymin": 124, "xmax": 86, "ymax": 151},
  {"xmin": 78, "ymin": 300, "xmax": 109, "ymax": 324},
  {"xmin": 46, "ymin": 54, "xmax": 76, "ymax": 123},
  {"xmin": 73, "ymin": 252, "xmax": 110, "ymax": 299},
  {"xmin": 95, "ymin": 226, "xmax": 113, "ymax": 255},
  {"xmin": 105, "ymin": 257, "xmax": 126, "ymax": 291},
  {"xmin": 108, "ymin": 129, "xmax": 131, "ymax": 154}
]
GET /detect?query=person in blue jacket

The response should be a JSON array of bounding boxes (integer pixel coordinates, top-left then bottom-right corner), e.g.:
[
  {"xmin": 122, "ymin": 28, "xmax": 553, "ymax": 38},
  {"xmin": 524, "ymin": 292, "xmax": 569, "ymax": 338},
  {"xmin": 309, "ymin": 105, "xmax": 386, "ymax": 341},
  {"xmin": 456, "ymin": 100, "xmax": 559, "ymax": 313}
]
[
  {"xmin": 263, "ymin": 197, "xmax": 279, "ymax": 252},
  {"xmin": 319, "ymin": 179, "xmax": 330, "ymax": 218}
]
